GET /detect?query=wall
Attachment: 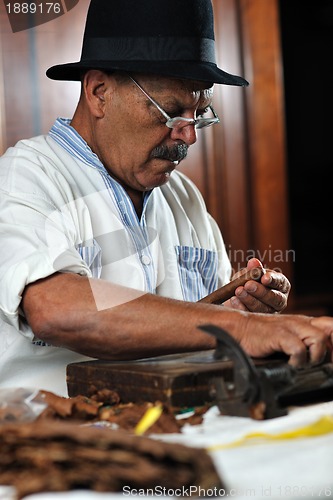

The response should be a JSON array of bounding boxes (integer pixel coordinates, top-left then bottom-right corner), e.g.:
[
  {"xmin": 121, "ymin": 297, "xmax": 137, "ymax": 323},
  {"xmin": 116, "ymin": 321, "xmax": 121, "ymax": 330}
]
[{"xmin": 0, "ymin": 0, "xmax": 89, "ymax": 148}]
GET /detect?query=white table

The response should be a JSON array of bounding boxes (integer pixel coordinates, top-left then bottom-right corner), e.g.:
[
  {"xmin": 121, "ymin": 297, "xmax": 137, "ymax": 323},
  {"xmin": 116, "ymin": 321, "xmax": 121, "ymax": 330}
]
[{"xmin": 1, "ymin": 401, "xmax": 333, "ymax": 499}]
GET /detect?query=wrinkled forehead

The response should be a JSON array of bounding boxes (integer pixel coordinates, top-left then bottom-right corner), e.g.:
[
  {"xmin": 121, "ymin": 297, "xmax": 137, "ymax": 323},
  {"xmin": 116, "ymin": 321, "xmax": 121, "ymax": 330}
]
[
  {"xmin": 136, "ymin": 73, "xmax": 213, "ymax": 91},
  {"xmin": 132, "ymin": 73, "xmax": 214, "ymax": 103}
]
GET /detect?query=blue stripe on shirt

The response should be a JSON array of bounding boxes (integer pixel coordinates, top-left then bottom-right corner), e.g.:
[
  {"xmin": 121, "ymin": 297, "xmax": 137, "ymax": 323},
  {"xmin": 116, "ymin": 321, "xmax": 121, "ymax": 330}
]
[
  {"xmin": 49, "ymin": 118, "xmax": 156, "ymax": 293},
  {"xmin": 175, "ymin": 245, "xmax": 218, "ymax": 301}
]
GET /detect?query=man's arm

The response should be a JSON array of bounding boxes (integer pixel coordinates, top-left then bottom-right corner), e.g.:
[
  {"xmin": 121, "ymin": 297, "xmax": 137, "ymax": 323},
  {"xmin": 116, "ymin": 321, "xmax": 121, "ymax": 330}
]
[{"xmin": 21, "ymin": 272, "xmax": 332, "ymax": 366}]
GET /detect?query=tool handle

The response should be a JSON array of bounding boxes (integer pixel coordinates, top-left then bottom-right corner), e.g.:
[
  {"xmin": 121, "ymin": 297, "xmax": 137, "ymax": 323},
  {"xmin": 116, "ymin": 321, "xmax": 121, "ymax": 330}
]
[{"xmin": 198, "ymin": 267, "xmax": 264, "ymax": 305}]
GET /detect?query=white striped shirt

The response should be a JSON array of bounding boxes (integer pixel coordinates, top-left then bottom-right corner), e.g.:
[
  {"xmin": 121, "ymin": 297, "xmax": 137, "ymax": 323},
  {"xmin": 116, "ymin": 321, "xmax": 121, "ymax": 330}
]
[{"xmin": 0, "ymin": 117, "xmax": 231, "ymax": 395}]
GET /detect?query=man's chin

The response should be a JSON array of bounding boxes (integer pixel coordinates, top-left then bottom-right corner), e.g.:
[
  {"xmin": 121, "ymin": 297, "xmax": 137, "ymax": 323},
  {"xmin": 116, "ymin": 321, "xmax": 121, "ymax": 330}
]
[{"xmin": 143, "ymin": 170, "xmax": 174, "ymax": 190}]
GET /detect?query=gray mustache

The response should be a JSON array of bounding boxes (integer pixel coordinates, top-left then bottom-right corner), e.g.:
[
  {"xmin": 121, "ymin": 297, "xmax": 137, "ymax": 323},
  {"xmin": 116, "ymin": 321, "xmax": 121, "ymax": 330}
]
[{"xmin": 151, "ymin": 143, "xmax": 188, "ymax": 162}]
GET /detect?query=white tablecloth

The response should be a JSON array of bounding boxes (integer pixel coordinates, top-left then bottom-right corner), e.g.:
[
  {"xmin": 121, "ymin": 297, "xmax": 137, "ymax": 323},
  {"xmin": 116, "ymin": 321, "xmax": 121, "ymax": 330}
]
[
  {"xmin": 158, "ymin": 401, "xmax": 333, "ymax": 498},
  {"xmin": 1, "ymin": 401, "xmax": 333, "ymax": 499}
]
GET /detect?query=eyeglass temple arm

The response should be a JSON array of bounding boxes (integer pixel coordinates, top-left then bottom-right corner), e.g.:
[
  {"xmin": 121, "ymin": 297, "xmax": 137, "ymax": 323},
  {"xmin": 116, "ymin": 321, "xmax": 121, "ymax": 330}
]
[{"xmin": 129, "ymin": 76, "xmax": 171, "ymax": 121}]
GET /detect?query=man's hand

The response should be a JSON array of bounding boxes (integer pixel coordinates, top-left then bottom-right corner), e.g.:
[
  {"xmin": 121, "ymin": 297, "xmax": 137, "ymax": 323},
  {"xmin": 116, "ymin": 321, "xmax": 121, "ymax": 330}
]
[
  {"xmin": 238, "ymin": 312, "xmax": 332, "ymax": 367},
  {"xmin": 224, "ymin": 258, "xmax": 291, "ymax": 314}
]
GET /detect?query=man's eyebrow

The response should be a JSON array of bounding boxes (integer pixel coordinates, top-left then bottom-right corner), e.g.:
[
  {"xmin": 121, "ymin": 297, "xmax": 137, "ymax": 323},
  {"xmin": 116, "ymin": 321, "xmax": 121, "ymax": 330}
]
[{"xmin": 163, "ymin": 95, "xmax": 212, "ymax": 111}]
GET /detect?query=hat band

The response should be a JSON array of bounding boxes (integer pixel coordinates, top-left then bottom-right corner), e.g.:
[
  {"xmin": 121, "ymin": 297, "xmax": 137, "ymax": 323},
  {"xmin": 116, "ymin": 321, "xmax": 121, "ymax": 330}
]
[{"xmin": 82, "ymin": 36, "xmax": 216, "ymax": 64}]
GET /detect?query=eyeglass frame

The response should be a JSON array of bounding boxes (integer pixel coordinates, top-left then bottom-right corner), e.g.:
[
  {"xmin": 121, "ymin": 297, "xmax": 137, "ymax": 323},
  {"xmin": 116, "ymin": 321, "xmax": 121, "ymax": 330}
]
[{"xmin": 129, "ymin": 76, "xmax": 220, "ymax": 130}]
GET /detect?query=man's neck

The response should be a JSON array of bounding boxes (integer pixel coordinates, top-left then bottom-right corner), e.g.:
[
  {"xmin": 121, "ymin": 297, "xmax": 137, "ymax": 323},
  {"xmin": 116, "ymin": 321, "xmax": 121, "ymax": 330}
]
[{"xmin": 126, "ymin": 188, "xmax": 145, "ymax": 219}]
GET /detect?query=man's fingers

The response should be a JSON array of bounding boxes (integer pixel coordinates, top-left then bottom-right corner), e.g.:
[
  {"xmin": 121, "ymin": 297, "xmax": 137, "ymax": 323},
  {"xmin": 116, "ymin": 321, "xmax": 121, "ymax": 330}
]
[
  {"xmin": 235, "ymin": 283, "xmax": 285, "ymax": 313},
  {"xmin": 229, "ymin": 261, "xmax": 290, "ymax": 314},
  {"xmin": 261, "ymin": 270, "xmax": 291, "ymax": 295},
  {"xmin": 310, "ymin": 316, "xmax": 333, "ymax": 340},
  {"xmin": 294, "ymin": 322, "xmax": 331, "ymax": 366},
  {"xmin": 278, "ymin": 335, "xmax": 308, "ymax": 367},
  {"xmin": 225, "ymin": 296, "xmax": 248, "ymax": 311},
  {"xmin": 278, "ymin": 334, "xmax": 327, "ymax": 367}
]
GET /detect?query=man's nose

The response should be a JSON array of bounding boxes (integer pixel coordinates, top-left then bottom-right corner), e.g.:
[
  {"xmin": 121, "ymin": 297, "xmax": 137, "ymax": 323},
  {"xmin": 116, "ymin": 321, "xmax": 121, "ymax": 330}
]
[{"xmin": 169, "ymin": 124, "xmax": 198, "ymax": 146}]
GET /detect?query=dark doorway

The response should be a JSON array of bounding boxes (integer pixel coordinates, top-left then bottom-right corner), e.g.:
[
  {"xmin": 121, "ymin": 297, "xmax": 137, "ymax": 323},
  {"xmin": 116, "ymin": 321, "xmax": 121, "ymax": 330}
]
[{"xmin": 279, "ymin": 0, "xmax": 333, "ymax": 312}]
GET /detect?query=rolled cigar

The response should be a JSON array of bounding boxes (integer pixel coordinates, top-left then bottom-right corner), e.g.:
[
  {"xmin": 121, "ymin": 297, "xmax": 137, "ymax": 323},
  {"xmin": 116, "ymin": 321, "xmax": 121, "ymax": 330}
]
[{"xmin": 198, "ymin": 267, "xmax": 264, "ymax": 305}]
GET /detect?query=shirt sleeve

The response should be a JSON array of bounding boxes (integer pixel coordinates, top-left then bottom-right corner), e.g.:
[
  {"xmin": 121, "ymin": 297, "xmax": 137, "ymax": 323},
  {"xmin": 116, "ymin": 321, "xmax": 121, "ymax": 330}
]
[{"xmin": 0, "ymin": 151, "xmax": 92, "ymax": 333}]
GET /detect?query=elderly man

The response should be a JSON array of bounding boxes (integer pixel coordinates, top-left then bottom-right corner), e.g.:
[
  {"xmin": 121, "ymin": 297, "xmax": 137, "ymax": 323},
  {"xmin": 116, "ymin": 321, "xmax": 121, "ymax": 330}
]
[{"xmin": 0, "ymin": 0, "xmax": 332, "ymax": 396}]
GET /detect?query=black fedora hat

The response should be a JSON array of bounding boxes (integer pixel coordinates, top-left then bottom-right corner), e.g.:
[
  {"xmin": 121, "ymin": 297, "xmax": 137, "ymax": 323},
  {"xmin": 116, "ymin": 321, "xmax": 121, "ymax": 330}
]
[{"xmin": 46, "ymin": 0, "xmax": 249, "ymax": 86}]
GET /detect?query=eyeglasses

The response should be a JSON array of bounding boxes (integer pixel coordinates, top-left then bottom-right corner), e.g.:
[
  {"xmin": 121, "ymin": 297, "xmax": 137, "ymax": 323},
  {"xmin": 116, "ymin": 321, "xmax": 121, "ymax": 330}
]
[{"xmin": 129, "ymin": 76, "xmax": 220, "ymax": 130}]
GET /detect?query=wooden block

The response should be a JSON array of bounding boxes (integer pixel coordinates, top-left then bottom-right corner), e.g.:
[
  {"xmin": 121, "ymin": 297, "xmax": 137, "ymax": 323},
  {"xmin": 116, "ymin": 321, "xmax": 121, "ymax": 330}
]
[{"xmin": 67, "ymin": 351, "xmax": 233, "ymax": 408}]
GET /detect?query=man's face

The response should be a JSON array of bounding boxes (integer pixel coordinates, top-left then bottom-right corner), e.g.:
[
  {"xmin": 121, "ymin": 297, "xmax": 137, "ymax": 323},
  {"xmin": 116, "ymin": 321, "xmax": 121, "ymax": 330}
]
[{"xmin": 95, "ymin": 74, "xmax": 214, "ymax": 192}]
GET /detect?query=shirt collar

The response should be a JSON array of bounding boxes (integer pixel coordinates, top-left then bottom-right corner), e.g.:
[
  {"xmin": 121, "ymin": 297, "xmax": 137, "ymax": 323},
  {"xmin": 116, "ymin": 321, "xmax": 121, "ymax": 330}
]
[{"xmin": 49, "ymin": 117, "xmax": 107, "ymax": 173}]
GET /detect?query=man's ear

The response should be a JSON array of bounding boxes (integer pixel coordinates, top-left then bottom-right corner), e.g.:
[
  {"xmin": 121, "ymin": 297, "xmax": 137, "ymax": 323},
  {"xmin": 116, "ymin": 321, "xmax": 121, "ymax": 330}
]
[{"xmin": 82, "ymin": 70, "xmax": 111, "ymax": 118}]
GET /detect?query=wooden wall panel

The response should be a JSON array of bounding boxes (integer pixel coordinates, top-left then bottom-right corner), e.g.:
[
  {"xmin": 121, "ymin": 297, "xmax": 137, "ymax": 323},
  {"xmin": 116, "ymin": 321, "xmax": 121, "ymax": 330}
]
[
  {"xmin": 0, "ymin": 6, "xmax": 35, "ymax": 147},
  {"xmin": 34, "ymin": 0, "xmax": 89, "ymax": 134},
  {"xmin": 212, "ymin": 0, "xmax": 251, "ymax": 271},
  {"xmin": 0, "ymin": 0, "xmax": 89, "ymax": 149},
  {"xmin": 239, "ymin": 0, "xmax": 292, "ymax": 279}
]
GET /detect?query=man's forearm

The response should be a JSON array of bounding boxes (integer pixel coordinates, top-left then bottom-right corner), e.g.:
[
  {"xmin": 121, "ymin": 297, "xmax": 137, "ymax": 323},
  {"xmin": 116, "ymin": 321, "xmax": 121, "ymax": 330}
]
[
  {"xmin": 22, "ymin": 272, "xmax": 332, "ymax": 367},
  {"xmin": 21, "ymin": 272, "xmax": 245, "ymax": 360}
]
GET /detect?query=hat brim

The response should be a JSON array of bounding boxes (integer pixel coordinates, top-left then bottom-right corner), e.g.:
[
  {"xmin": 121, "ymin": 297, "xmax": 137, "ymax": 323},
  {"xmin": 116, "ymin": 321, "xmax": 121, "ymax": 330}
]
[{"xmin": 46, "ymin": 60, "xmax": 249, "ymax": 86}]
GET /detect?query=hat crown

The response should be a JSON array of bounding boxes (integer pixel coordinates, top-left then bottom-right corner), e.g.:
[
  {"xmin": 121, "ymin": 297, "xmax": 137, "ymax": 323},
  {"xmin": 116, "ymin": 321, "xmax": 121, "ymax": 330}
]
[
  {"xmin": 83, "ymin": 0, "xmax": 215, "ymax": 39},
  {"xmin": 46, "ymin": 0, "xmax": 248, "ymax": 86}
]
